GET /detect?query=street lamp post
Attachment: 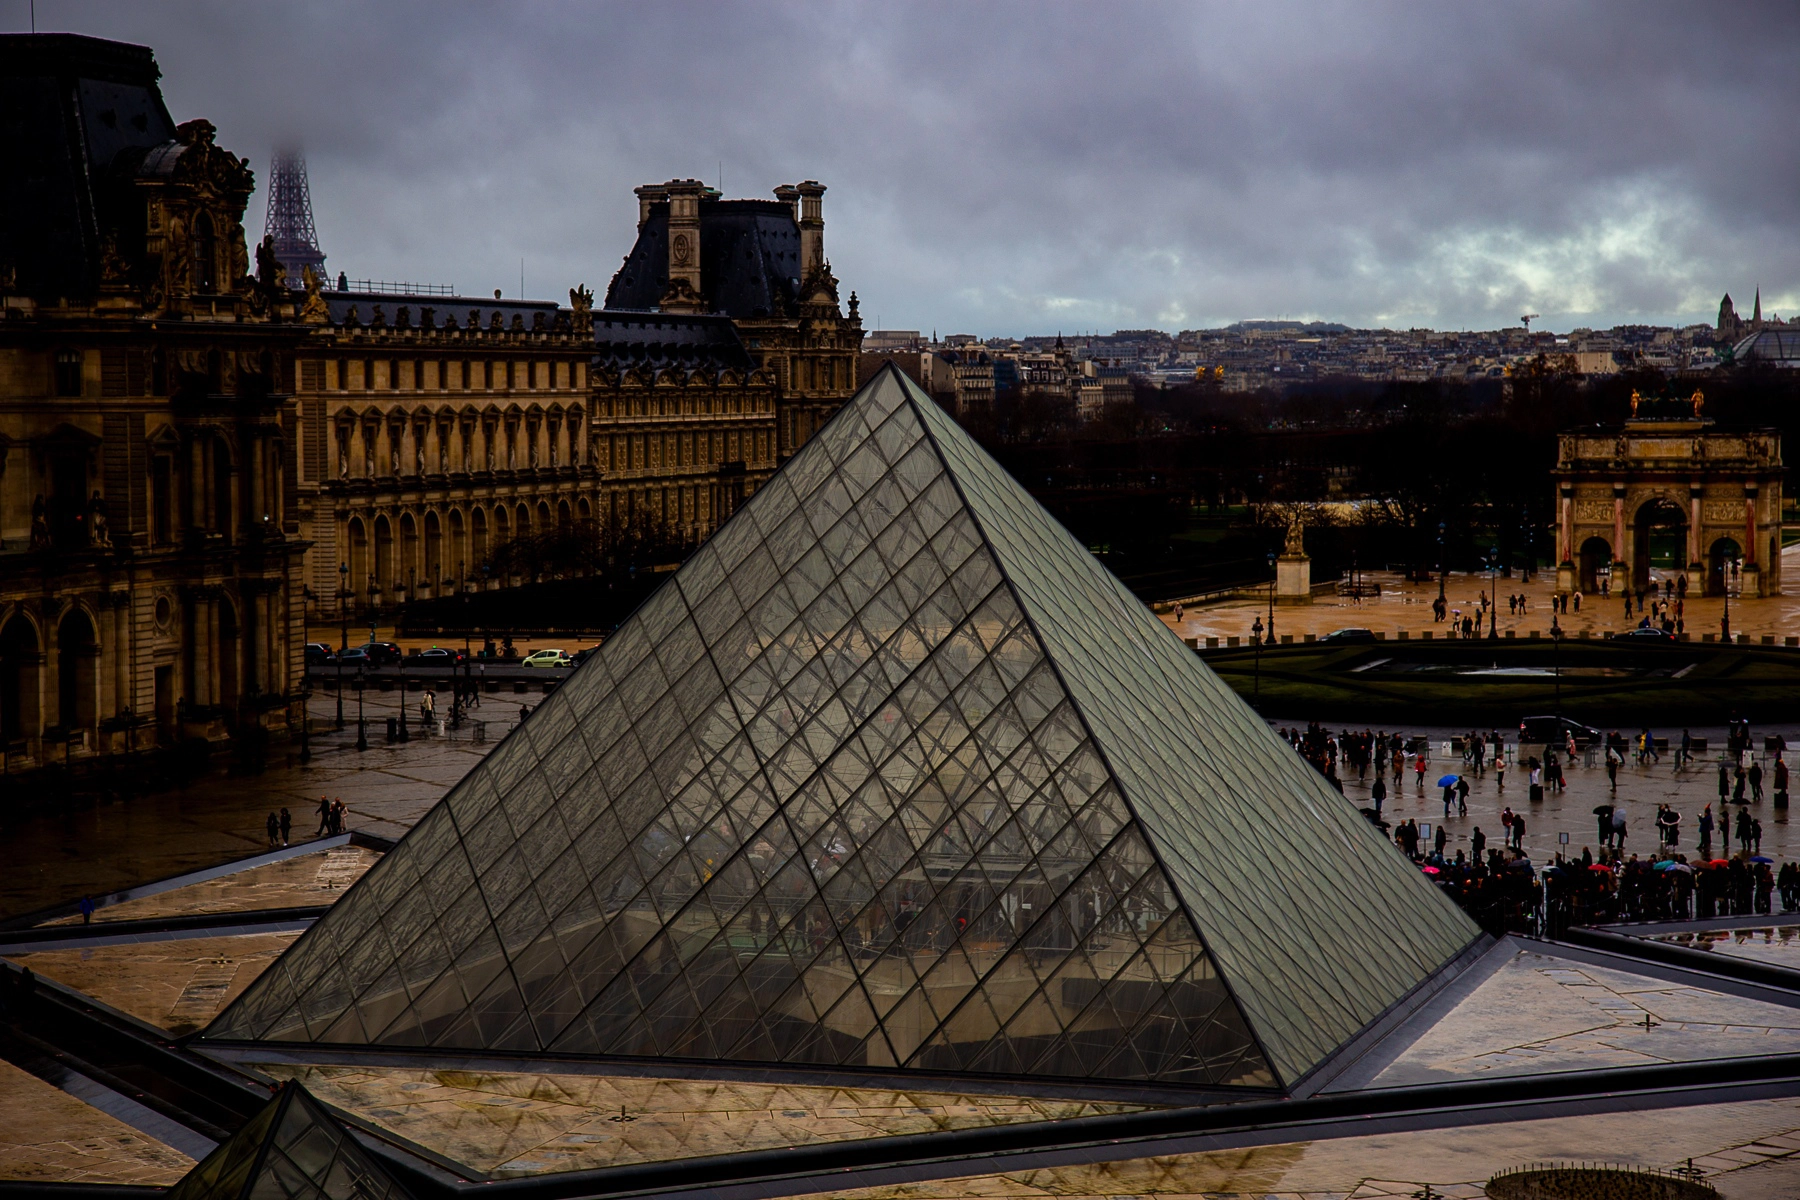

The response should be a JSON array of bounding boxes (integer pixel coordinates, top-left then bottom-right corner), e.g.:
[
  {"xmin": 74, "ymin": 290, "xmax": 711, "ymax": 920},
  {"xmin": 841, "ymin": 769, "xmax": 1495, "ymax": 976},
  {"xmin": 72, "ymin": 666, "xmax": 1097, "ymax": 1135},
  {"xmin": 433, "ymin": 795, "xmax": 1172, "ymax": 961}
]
[
  {"xmin": 1488, "ymin": 546, "xmax": 1500, "ymax": 639},
  {"xmin": 1437, "ymin": 520, "xmax": 1447, "ymax": 604},
  {"xmin": 1265, "ymin": 550, "xmax": 1276, "ymax": 646},
  {"xmin": 299, "ymin": 585, "xmax": 313, "ymax": 762},
  {"xmin": 354, "ymin": 670, "xmax": 368, "ymax": 751},
  {"xmin": 1551, "ymin": 613, "xmax": 1563, "ymax": 716},
  {"xmin": 336, "ymin": 562, "xmax": 348, "ymax": 730},
  {"xmin": 1251, "ymin": 615, "xmax": 1264, "ymax": 711},
  {"xmin": 1723, "ymin": 550, "xmax": 1737, "ymax": 642}
]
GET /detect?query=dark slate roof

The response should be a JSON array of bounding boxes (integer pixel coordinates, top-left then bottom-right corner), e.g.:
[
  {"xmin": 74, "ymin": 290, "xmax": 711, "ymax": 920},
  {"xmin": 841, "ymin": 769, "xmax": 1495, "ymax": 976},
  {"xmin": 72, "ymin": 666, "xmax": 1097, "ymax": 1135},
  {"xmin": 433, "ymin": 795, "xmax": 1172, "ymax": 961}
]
[
  {"xmin": 322, "ymin": 290, "xmax": 562, "ymax": 331},
  {"xmin": 591, "ymin": 311, "xmax": 754, "ymax": 374},
  {"xmin": 0, "ymin": 34, "xmax": 178, "ymax": 299},
  {"xmin": 604, "ymin": 198, "xmax": 804, "ymax": 320}
]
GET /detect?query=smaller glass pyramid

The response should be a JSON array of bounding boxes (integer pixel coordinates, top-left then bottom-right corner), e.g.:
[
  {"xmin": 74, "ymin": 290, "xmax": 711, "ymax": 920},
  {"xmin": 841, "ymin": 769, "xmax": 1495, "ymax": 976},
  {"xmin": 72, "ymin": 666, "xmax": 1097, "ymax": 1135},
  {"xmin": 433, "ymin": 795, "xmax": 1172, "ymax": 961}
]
[{"xmin": 164, "ymin": 1081, "xmax": 411, "ymax": 1200}]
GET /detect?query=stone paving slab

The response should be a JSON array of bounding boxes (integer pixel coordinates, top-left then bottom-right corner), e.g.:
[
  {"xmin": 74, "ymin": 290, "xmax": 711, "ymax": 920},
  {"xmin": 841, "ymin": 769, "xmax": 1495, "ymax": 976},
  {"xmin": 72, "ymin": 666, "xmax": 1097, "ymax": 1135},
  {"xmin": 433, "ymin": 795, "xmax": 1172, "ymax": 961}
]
[
  {"xmin": 247, "ymin": 1063, "xmax": 1149, "ymax": 1177},
  {"xmin": 38, "ymin": 845, "xmax": 383, "ymax": 926},
  {"xmin": 5, "ymin": 930, "xmax": 302, "ymax": 1035},
  {"xmin": 1371, "ymin": 946, "xmax": 1800, "ymax": 1086},
  {"xmin": 829, "ymin": 1097, "xmax": 1800, "ymax": 1199},
  {"xmin": 0, "ymin": 1057, "xmax": 193, "ymax": 1184}
]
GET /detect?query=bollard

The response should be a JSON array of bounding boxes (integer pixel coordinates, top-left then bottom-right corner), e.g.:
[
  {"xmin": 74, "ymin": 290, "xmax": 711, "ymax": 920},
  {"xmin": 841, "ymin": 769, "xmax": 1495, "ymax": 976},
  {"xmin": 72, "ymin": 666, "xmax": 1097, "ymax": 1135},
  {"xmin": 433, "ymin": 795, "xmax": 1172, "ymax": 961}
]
[{"xmin": 385, "ymin": 716, "xmax": 398, "ymax": 743}]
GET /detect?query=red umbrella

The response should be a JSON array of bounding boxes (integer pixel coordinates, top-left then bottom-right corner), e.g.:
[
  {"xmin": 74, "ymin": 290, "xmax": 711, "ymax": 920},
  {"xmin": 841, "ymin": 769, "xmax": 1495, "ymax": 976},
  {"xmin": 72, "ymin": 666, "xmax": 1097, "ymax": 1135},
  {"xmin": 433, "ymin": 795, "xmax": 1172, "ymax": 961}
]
[
  {"xmin": 1588, "ymin": 863, "xmax": 1613, "ymax": 873},
  {"xmin": 1421, "ymin": 865, "xmax": 1441, "ymax": 875}
]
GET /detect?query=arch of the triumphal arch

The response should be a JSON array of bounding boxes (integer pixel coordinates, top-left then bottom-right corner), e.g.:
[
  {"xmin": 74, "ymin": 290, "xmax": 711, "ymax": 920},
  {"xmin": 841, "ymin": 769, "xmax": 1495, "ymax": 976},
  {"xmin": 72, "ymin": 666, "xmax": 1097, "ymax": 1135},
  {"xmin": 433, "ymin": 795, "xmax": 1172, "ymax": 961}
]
[{"xmin": 1552, "ymin": 399, "xmax": 1783, "ymax": 598}]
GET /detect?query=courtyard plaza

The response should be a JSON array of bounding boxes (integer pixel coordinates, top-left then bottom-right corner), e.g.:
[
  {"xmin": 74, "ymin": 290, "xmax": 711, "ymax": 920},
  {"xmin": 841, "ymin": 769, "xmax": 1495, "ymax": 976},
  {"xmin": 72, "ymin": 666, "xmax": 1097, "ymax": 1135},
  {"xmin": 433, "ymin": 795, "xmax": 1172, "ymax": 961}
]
[
  {"xmin": 1162, "ymin": 544, "xmax": 1800, "ymax": 646},
  {"xmin": 1303, "ymin": 720, "xmax": 1800, "ymax": 866}
]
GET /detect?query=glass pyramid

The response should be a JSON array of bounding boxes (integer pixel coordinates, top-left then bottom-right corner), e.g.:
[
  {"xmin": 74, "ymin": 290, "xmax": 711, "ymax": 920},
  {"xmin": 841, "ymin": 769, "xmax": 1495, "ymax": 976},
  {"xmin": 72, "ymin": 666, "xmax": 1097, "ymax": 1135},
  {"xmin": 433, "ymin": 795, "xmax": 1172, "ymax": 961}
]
[
  {"xmin": 164, "ymin": 1081, "xmax": 411, "ymax": 1200},
  {"xmin": 208, "ymin": 365, "xmax": 1478, "ymax": 1090}
]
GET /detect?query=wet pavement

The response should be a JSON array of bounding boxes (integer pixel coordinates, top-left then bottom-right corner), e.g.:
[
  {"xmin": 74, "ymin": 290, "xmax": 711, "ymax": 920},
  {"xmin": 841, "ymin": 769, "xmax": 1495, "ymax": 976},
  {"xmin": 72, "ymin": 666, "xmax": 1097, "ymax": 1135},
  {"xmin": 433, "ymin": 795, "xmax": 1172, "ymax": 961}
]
[
  {"xmin": 0, "ymin": 690, "xmax": 511, "ymax": 922},
  {"xmin": 1285, "ymin": 719, "xmax": 1800, "ymax": 865},
  {"xmin": 1164, "ymin": 554, "xmax": 1800, "ymax": 645}
]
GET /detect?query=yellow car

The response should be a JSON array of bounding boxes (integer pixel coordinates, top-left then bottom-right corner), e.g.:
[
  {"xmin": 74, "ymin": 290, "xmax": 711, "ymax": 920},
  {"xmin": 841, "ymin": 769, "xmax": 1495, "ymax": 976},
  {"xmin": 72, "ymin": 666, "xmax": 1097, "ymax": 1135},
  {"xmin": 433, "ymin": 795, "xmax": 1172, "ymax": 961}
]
[{"xmin": 521, "ymin": 649, "xmax": 572, "ymax": 668}]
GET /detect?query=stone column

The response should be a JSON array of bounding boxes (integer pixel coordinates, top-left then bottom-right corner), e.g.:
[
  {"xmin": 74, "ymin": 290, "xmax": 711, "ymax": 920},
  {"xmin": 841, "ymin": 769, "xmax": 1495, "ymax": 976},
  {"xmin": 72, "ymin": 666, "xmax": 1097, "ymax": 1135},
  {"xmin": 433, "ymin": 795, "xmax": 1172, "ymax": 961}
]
[
  {"xmin": 111, "ymin": 591, "xmax": 131, "ymax": 721},
  {"xmin": 190, "ymin": 434, "xmax": 208, "ymax": 530},
  {"xmin": 1743, "ymin": 485, "xmax": 1762, "ymax": 597},
  {"xmin": 1611, "ymin": 485, "xmax": 1628, "ymax": 587},
  {"xmin": 1555, "ymin": 486, "xmax": 1576, "ymax": 593},
  {"xmin": 1688, "ymin": 486, "xmax": 1704, "ymax": 571},
  {"xmin": 375, "ymin": 416, "xmax": 393, "ymax": 478},
  {"xmin": 191, "ymin": 590, "xmax": 213, "ymax": 708}
]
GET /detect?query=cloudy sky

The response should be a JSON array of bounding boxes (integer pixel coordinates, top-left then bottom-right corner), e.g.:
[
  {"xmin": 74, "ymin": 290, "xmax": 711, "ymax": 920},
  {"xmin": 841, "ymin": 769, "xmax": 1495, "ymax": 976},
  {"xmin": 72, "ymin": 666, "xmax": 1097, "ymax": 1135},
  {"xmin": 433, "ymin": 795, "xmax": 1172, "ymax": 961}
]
[{"xmin": 14, "ymin": 1, "xmax": 1799, "ymax": 334}]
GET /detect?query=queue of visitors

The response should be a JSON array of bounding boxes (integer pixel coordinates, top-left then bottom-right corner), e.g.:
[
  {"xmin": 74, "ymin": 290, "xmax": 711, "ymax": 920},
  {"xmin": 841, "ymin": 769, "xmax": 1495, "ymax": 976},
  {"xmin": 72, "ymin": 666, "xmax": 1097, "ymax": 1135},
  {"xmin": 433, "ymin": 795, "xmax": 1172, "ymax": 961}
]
[{"xmin": 1280, "ymin": 718, "xmax": 1799, "ymax": 934}]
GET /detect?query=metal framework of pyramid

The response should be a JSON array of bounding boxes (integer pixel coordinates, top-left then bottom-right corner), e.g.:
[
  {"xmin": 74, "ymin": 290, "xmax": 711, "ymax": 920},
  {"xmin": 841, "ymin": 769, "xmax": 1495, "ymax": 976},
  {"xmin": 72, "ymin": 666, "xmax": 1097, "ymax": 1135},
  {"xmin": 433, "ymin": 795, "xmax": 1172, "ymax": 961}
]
[
  {"xmin": 164, "ymin": 1081, "xmax": 410, "ymax": 1200},
  {"xmin": 207, "ymin": 365, "xmax": 1479, "ymax": 1091}
]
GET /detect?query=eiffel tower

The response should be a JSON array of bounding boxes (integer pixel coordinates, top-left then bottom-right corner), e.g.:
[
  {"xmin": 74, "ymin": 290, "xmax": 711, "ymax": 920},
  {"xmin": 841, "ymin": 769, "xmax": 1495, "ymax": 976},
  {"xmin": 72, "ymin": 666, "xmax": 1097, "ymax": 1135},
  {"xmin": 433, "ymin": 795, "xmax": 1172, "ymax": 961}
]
[{"xmin": 264, "ymin": 150, "xmax": 327, "ymax": 288}]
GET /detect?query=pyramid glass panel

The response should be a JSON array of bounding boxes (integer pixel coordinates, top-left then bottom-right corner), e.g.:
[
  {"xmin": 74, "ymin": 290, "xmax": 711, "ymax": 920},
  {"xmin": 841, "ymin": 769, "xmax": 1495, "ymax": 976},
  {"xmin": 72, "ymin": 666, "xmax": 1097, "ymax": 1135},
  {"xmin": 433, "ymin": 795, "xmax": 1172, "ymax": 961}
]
[
  {"xmin": 164, "ymin": 1082, "xmax": 410, "ymax": 1200},
  {"xmin": 208, "ymin": 366, "xmax": 1477, "ymax": 1092}
]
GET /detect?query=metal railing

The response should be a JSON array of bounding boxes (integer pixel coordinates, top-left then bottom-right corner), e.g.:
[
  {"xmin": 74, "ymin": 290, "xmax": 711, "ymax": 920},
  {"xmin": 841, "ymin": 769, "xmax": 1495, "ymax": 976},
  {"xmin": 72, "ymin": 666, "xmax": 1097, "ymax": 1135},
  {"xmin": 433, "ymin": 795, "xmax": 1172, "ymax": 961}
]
[{"xmin": 339, "ymin": 279, "xmax": 457, "ymax": 297}]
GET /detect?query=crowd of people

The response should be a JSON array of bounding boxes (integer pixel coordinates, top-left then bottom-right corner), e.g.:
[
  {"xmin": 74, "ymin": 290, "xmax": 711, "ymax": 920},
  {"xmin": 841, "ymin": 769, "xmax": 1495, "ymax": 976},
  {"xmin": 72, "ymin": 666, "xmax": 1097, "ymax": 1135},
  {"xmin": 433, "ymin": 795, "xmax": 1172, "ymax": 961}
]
[{"xmin": 1277, "ymin": 719, "xmax": 1800, "ymax": 933}]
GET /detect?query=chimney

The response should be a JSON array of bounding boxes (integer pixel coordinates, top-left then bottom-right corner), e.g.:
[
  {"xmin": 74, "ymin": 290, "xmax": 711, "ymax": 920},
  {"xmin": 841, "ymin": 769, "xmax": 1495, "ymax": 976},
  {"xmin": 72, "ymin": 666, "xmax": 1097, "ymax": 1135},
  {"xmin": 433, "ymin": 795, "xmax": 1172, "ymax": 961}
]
[
  {"xmin": 773, "ymin": 184, "xmax": 800, "ymax": 221},
  {"xmin": 659, "ymin": 178, "xmax": 707, "ymax": 313},
  {"xmin": 795, "ymin": 180, "xmax": 826, "ymax": 278},
  {"xmin": 633, "ymin": 183, "xmax": 669, "ymax": 228}
]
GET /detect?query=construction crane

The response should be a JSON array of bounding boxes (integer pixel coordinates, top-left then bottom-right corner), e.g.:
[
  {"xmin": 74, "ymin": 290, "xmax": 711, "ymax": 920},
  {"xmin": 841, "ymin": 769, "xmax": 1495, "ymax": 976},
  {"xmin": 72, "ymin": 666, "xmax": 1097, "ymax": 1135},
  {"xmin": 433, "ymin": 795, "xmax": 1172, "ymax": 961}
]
[{"xmin": 1521, "ymin": 314, "xmax": 1540, "ymax": 333}]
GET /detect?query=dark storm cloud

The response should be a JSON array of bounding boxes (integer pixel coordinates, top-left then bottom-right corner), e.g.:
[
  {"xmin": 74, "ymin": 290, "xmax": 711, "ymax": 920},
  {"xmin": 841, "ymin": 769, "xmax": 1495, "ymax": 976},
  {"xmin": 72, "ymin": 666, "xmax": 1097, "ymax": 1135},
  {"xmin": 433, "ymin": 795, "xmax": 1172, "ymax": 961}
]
[{"xmin": 14, "ymin": 0, "xmax": 1799, "ymax": 332}]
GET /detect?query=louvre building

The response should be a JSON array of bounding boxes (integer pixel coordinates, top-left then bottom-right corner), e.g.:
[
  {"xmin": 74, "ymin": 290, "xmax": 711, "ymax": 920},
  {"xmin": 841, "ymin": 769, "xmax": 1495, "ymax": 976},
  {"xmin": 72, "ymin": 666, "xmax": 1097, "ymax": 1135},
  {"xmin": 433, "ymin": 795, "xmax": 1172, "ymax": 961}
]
[{"xmin": 7, "ymin": 369, "xmax": 1800, "ymax": 1200}]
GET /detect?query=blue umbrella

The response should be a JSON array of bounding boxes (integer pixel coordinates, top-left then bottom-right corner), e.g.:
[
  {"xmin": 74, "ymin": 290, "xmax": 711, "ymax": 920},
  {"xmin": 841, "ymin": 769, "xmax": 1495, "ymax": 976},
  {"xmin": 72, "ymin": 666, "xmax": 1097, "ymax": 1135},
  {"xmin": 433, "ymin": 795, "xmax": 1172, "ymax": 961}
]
[
  {"xmin": 1437, "ymin": 775, "xmax": 1460, "ymax": 787},
  {"xmin": 1750, "ymin": 855, "xmax": 1775, "ymax": 864}
]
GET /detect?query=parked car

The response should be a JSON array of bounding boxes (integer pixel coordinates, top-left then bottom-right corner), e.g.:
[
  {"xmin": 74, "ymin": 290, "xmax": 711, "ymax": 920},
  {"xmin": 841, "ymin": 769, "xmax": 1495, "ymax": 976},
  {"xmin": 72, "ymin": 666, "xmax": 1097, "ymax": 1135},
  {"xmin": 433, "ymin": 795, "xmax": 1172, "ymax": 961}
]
[
  {"xmin": 570, "ymin": 646, "xmax": 601, "ymax": 665},
  {"xmin": 521, "ymin": 649, "xmax": 573, "ymax": 668},
  {"xmin": 1318, "ymin": 627, "xmax": 1378, "ymax": 645},
  {"xmin": 304, "ymin": 643, "xmax": 336, "ymax": 666},
  {"xmin": 405, "ymin": 646, "xmax": 465, "ymax": 666},
  {"xmin": 336, "ymin": 647, "xmax": 372, "ymax": 668},
  {"xmin": 1517, "ymin": 715, "xmax": 1603, "ymax": 747},
  {"xmin": 1612, "ymin": 626, "xmax": 1677, "ymax": 643},
  {"xmin": 358, "ymin": 641, "xmax": 402, "ymax": 666}
]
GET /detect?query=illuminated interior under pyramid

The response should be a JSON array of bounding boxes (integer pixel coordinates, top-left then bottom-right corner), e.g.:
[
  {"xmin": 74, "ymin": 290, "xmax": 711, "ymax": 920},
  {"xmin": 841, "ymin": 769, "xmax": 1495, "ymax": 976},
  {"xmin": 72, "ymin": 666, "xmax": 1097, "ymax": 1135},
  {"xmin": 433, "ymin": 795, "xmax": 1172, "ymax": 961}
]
[{"xmin": 204, "ymin": 365, "xmax": 1479, "ymax": 1091}]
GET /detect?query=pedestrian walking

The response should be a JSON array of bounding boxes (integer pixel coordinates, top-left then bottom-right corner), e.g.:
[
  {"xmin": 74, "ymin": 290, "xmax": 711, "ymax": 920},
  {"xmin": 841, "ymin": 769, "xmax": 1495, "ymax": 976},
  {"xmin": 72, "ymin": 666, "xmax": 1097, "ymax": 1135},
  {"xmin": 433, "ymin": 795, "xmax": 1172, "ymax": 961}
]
[
  {"xmin": 1472, "ymin": 826, "xmax": 1487, "ymax": 861},
  {"xmin": 1699, "ymin": 804, "xmax": 1714, "ymax": 856},
  {"xmin": 1735, "ymin": 765, "xmax": 1748, "ymax": 804},
  {"xmin": 1415, "ymin": 752, "xmax": 1426, "ymax": 795},
  {"xmin": 1529, "ymin": 761, "xmax": 1543, "ymax": 804},
  {"xmin": 1751, "ymin": 760, "xmax": 1765, "ymax": 803},
  {"xmin": 1512, "ymin": 811, "xmax": 1527, "ymax": 850},
  {"xmin": 1443, "ymin": 781, "xmax": 1456, "ymax": 818},
  {"xmin": 278, "ymin": 807, "xmax": 292, "ymax": 847},
  {"xmin": 1456, "ymin": 774, "xmax": 1470, "ymax": 816},
  {"xmin": 266, "ymin": 811, "xmax": 280, "ymax": 847},
  {"xmin": 1606, "ymin": 745, "xmax": 1620, "ymax": 791},
  {"xmin": 1371, "ymin": 775, "xmax": 1386, "ymax": 816},
  {"xmin": 1612, "ymin": 808, "xmax": 1627, "ymax": 852},
  {"xmin": 78, "ymin": 895, "xmax": 94, "ymax": 925},
  {"xmin": 314, "ymin": 796, "xmax": 332, "ymax": 836}
]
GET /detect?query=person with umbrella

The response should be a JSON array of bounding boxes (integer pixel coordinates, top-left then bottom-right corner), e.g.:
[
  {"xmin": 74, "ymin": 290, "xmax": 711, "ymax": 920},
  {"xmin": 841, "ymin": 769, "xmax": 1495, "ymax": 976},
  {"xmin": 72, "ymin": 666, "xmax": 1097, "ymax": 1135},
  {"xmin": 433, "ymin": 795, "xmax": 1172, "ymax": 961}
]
[
  {"xmin": 1595, "ymin": 803, "xmax": 1615, "ymax": 851},
  {"xmin": 1440, "ymin": 774, "xmax": 1458, "ymax": 817}
]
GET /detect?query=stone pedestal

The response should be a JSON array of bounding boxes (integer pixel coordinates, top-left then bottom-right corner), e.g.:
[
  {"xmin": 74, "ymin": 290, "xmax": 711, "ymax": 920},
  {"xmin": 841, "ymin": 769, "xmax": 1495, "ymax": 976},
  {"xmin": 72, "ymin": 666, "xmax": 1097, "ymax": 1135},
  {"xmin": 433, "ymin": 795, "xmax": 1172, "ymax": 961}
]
[
  {"xmin": 1556, "ymin": 560, "xmax": 1576, "ymax": 594},
  {"xmin": 1276, "ymin": 554, "xmax": 1312, "ymax": 605},
  {"xmin": 1742, "ymin": 563, "xmax": 1763, "ymax": 598}
]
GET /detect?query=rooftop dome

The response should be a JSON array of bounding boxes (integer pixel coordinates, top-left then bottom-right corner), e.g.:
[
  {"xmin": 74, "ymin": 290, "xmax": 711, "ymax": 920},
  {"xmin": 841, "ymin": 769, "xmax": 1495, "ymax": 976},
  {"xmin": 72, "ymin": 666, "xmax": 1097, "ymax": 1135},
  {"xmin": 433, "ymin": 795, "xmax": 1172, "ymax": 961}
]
[{"xmin": 1730, "ymin": 328, "xmax": 1800, "ymax": 366}]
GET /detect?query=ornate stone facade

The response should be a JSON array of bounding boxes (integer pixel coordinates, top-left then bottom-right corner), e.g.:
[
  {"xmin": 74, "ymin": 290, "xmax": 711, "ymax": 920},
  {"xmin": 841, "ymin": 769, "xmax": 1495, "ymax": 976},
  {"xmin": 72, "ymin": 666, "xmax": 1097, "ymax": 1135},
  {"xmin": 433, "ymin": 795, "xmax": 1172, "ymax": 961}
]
[
  {"xmin": 0, "ymin": 35, "xmax": 311, "ymax": 765},
  {"xmin": 290, "ymin": 178, "xmax": 861, "ymax": 624},
  {"xmin": 1552, "ymin": 394, "xmax": 1782, "ymax": 598}
]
